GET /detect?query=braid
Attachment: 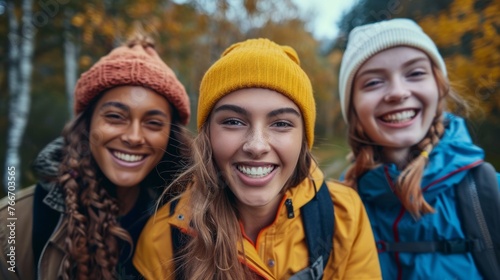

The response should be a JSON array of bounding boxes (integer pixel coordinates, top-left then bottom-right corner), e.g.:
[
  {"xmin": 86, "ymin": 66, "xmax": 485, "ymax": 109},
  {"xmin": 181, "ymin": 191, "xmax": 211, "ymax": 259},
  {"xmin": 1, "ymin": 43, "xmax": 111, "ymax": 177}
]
[
  {"xmin": 59, "ymin": 111, "xmax": 132, "ymax": 279},
  {"xmin": 395, "ymin": 117, "xmax": 445, "ymax": 218},
  {"xmin": 395, "ymin": 65, "xmax": 449, "ymax": 218}
]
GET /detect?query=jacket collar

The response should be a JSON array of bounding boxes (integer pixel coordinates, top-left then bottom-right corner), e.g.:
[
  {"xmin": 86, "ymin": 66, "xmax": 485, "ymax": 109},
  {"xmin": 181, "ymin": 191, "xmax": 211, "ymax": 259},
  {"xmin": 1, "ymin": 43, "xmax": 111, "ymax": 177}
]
[{"xmin": 283, "ymin": 161, "xmax": 325, "ymax": 210}]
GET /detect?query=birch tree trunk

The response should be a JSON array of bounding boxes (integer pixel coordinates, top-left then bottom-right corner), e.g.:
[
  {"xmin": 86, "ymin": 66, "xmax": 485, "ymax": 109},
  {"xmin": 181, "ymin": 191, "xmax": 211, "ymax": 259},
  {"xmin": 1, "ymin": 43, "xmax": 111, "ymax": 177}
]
[
  {"xmin": 63, "ymin": 8, "xmax": 78, "ymax": 118},
  {"xmin": 3, "ymin": 0, "xmax": 35, "ymax": 192}
]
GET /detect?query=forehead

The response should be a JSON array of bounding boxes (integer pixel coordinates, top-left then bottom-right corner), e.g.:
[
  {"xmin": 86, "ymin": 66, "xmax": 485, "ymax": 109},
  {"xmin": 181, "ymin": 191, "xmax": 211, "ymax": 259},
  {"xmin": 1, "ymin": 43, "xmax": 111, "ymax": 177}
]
[{"xmin": 214, "ymin": 88, "xmax": 300, "ymax": 111}]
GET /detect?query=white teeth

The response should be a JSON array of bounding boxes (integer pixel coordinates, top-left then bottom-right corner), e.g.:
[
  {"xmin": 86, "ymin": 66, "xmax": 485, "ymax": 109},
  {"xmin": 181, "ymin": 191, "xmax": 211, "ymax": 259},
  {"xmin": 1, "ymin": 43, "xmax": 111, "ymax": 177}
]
[
  {"xmin": 237, "ymin": 165, "xmax": 274, "ymax": 178},
  {"xmin": 382, "ymin": 110, "xmax": 416, "ymax": 123},
  {"xmin": 113, "ymin": 151, "xmax": 144, "ymax": 162}
]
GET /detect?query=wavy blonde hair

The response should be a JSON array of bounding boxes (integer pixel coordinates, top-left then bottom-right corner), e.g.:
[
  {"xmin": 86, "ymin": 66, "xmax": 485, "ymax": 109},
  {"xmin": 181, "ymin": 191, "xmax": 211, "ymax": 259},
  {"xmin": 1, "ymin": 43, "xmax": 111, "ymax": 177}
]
[
  {"xmin": 162, "ymin": 120, "xmax": 313, "ymax": 279},
  {"xmin": 344, "ymin": 64, "xmax": 469, "ymax": 218}
]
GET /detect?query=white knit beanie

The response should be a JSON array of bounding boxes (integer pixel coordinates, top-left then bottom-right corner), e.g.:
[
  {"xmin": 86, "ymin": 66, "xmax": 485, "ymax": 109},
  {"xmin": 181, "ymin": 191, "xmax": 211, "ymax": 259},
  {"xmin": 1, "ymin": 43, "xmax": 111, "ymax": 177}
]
[{"xmin": 338, "ymin": 18, "xmax": 447, "ymax": 123}]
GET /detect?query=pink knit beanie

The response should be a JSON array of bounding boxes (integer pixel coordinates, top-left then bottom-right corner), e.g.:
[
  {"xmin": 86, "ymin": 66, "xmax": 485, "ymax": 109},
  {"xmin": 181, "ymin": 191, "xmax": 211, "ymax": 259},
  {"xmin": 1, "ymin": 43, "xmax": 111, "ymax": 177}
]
[{"xmin": 74, "ymin": 43, "xmax": 190, "ymax": 125}]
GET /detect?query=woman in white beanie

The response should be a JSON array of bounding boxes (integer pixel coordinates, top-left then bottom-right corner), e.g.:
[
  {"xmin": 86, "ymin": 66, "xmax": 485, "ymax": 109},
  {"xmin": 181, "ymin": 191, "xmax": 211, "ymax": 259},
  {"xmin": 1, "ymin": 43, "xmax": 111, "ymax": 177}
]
[{"xmin": 339, "ymin": 18, "xmax": 500, "ymax": 279}]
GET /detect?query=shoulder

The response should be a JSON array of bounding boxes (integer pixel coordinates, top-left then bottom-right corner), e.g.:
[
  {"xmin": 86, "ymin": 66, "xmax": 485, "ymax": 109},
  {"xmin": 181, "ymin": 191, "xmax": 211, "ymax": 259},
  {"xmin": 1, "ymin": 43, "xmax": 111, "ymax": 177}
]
[
  {"xmin": 0, "ymin": 185, "xmax": 35, "ymax": 210},
  {"xmin": 134, "ymin": 194, "xmax": 191, "ymax": 279},
  {"xmin": 325, "ymin": 180, "xmax": 364, "ymax": 212},
  {"xmin": 140, "ymin": 193, "xmax": 191, "ymax": 239},
  {"xmin": 0, "ymin": 185, "xmax": 35, "ymax": 226},
  {"xmin": 0, "ymin": 186, "xmax": 36, "ymax": 280},
  {"xmin": 325, "ymin": 180, "xmax": 370, "ymax": 243},
  {"xmin": 323, "ymin": 180, "xmax": 382, "ymax": 279},
  {"xmin": 325, "ymin": 179, "xmax": 368, "ymax": 233}
]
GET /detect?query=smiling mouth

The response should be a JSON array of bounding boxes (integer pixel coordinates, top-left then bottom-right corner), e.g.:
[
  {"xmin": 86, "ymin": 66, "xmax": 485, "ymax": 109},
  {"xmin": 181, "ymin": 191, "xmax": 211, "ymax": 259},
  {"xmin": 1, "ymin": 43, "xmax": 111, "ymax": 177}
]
[
  {"xmin": 380, "ymin": 109, "xmax": 417, "ymax": 123},
  {"xmin": 113, "ymin": 151, "xmax": 145, "ymax": 162},
  {"xmin": 237, "ymin": 165, "xmax": 275, "ymax": 178}
]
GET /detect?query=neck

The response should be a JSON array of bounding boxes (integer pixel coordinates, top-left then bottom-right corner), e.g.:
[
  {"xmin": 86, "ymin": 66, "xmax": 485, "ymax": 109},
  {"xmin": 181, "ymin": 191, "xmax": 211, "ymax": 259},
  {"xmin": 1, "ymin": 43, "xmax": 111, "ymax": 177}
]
[
  {"xmin": 238, "ymin": 196, "xmax": 283, "ymax": 244},
  {"xmin": 382, "ymin": 147, "xmax": 412, "ymax": 169},
  {"xmin": 116, "ymin": 185, "xmax": 141, "ymax": 216}
]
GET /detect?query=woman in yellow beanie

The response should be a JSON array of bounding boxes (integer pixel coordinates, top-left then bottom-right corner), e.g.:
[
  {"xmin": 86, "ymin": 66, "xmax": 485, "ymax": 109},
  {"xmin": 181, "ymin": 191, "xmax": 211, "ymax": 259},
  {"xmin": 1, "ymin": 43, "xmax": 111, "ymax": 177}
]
[
  {"xmin": 0, "ymin": 32, "xmax": 191, "ymax": 279},
  {"xmin": 134, "ymin": 38, "xmax": 381, "ymax": 279}
]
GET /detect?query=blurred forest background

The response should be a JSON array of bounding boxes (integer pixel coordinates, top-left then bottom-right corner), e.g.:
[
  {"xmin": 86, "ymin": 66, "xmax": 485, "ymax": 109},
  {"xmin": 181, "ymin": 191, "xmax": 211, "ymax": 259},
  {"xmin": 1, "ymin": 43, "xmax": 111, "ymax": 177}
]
[{"xmin": 1, "ymin": 0, "xmax": 499, "ymax": 193}]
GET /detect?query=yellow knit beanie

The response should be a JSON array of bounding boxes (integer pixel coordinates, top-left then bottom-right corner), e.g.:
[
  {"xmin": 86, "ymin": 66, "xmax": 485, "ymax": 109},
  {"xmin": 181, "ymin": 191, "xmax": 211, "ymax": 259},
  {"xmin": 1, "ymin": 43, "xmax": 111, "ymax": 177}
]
[{"xmin": 198, "ymin": 38, "xmax": 315, "ymax": 148}]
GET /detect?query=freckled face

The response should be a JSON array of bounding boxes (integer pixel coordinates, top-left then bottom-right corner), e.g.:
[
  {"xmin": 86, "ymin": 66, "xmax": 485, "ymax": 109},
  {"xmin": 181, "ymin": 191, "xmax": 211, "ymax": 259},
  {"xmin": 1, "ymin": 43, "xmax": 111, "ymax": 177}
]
[
  {"xmin": 209, "ymin": 88, "xmax": 304, "ymax": 212},
  {"xmin": 352, "ymin": 47, "xmax": 439, "ymax": 160},
  {"xmin": 89, "ymin": 86, "xmax": 172, "ymax": 189}
]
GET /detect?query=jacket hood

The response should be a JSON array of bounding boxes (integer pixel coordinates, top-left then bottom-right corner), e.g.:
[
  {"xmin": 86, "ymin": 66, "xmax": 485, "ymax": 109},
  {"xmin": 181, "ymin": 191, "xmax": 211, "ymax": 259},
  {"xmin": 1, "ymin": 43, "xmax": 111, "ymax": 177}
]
[
  {"xmin": 32, "ymin": 137, "xmax": 64, "ymax": 191},
  {"xmin": 358, "ymin": 113, "xmax": 484, "ymax": 206}
]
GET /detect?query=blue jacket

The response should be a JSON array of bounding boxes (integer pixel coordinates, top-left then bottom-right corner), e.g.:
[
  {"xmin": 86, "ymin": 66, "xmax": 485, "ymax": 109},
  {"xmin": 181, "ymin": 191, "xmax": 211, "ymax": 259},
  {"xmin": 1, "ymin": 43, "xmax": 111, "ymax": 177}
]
[{"xmin": 357, "ymin": 114, "xmax": 500, "ymax": 280}]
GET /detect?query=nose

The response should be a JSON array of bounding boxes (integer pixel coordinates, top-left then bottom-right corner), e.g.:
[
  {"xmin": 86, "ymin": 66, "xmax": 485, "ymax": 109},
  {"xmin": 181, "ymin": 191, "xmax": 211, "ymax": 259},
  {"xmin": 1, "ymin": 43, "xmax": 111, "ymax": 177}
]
[
  {"xmin": 121, "ymin": 121, "xmax": 145, "ymax": 146},
  {"xmin": 384, "ymin": 78, "xmax": 411, "ymax": 102},
  {"xmin": 242, "ymin": 128, "xmax": 271, "ymax": 158}
]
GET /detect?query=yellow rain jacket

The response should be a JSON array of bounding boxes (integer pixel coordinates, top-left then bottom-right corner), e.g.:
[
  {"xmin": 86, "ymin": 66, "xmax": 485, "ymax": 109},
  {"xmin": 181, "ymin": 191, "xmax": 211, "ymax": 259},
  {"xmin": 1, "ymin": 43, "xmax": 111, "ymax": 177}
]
[{"xmin": 134, "ymin": 165, "xmax": 381, "ymax": 279}]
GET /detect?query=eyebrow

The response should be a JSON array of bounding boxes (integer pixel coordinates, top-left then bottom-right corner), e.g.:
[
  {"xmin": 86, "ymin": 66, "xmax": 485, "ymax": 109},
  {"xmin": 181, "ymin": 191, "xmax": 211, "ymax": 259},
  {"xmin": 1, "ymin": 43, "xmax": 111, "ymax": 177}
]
[
  {"xmin": 99, "ymin": 101, "xmax": 129, "ymax": 112},
  {"xmin": 357, "ymin": 56, "xmax": 430, "ymax": 77},
  {"xmin": 213, "ymin": 104, "xmax": 300, "ymax": 118},
  {"xmin": 213, "ymin": 104, "xmax": 249, "ymax": 117},
  {"xmin": 267, "ymin": 107, "xmax": 301, "ymax": 118},
  {"xmin": 99, "ymin": 101, "xmax": 169, "ymax": 118},
  {"xmin": 402, "ymin": 56, "xmax": 429, "ymax": 68}
]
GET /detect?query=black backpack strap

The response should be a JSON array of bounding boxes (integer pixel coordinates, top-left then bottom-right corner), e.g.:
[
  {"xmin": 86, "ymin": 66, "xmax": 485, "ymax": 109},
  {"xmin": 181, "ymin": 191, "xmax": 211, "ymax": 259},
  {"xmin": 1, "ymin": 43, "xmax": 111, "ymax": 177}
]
[
  {"xmin": 378, "ymin": 239, "xmax": 481, "ymax": 254},
  {"xmin": 456, "ymin": 162, "xmax": 500, "ymax": 279},
  {"xmin": 290, "ymin": 181, "xmax": 334, "ymax": 280},
  {"xmin": 378, "ymin": 163, "xmax": 500, "ymax": 278}
]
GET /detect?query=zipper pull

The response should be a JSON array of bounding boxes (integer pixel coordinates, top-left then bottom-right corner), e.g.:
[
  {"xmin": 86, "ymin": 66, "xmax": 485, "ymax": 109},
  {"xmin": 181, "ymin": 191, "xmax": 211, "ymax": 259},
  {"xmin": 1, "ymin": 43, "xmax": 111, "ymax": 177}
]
[{"xmin": 285, "ymin": 198, "xmax": 294, "ymax": 218}]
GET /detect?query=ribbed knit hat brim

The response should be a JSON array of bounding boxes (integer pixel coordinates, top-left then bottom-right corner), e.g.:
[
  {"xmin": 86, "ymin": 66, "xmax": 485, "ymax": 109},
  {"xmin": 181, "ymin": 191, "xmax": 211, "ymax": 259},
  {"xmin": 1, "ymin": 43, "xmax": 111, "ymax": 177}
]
[{"xmin": 74, "ymin": 44, "xmax": 190, "ymax": 125}]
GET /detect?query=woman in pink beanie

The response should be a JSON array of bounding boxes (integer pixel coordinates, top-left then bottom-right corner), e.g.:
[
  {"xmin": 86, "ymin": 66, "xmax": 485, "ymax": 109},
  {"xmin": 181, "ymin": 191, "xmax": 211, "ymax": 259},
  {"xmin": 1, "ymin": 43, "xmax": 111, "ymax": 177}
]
[{"xmin": 0, "ymin": 32, "xmax": 191, "ymax": 279}]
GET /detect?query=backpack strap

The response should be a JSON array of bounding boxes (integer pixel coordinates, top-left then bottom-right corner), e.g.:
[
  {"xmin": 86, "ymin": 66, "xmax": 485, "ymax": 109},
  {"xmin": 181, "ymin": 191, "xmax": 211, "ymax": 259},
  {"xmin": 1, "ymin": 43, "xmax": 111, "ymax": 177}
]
[
  {"xmin": 377, "ymin": 239, "xmax": 481, "ymax": 254},
  {"xmin": 456, "ymin": 162, "xmax": 500, "ymax": 279},
  {"xmin": 378, "ymin": 163, "xmax": 500, "ymax": 278},
  {"xmin": 290, "ymin": 181, "xmax": 334, "ymax": 280}
]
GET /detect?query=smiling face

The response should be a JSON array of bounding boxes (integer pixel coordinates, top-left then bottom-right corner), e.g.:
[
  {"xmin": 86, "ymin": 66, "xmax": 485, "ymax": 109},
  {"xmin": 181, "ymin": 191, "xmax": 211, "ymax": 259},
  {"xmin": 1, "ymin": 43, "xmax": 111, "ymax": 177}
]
[
  {"xmin": 352, "ymin": 46, "xmax": 439, "ymax": 163},
  {"xmin": 209, "ymin": 88, "xmax": 304, "ymax": 212},
  {"xmin": 89, "ymin": 86, "xmax": 172, "ymax": 189}
]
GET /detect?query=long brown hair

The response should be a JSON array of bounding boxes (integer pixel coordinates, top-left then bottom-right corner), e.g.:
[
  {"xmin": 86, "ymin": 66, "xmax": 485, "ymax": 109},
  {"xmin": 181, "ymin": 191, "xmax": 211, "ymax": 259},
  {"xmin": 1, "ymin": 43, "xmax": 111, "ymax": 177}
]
[
  {"xmin": 344, "ymin": 63, "xmax": 469, "ymax": 218},
  {"xmin": 162, "ymin": 120, "xmax": 313, "ymax": 279},
  {"xmin": 58, "ymin": 38, "xmax": 191, "ymax": 279}
]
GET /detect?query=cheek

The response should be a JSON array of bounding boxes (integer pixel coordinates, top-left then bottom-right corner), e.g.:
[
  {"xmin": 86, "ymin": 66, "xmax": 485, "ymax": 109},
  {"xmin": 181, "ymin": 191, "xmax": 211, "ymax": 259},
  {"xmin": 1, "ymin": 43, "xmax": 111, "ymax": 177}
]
[
  {"xmin": 152, "ymin": 130, "xmax": 171, "ymax": 149},
  {"xmin": 353, "ymin": 100, "xmax": 374, "ymax": 128},
  {"xmin": 210, "ymin": 136, "xmax": 232, "ymax": 166},
  {"xmin": 352, "ymin": 92, "xmax": 372, "ymax": 116},
  {"xmin": 274, "ymin": 132, "xmax": 303, "ymax": 164},
  {"xmin": 88, "ymin": 121, "xmax": 104, "ymax": 153}
]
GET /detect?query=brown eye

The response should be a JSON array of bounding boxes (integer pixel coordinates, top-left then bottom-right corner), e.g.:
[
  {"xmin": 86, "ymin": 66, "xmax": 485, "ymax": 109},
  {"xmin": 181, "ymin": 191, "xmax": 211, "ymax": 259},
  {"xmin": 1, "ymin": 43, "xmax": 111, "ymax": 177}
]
[
  {"xmin": 147, "ymin": 120, "xmax": 164, "ymax": 127},
  {"xmin": 104, "ymin": 113, "xmax": 125, "ymax": 121}
]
